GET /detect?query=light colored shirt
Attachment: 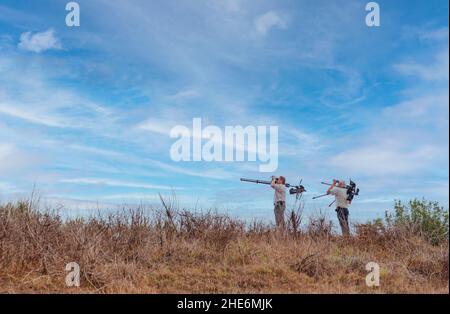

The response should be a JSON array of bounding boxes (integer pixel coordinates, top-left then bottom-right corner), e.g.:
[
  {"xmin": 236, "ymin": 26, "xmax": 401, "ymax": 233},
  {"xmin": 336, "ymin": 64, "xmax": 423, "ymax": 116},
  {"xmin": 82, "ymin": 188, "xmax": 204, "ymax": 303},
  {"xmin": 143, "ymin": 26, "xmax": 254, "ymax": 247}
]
[
  {"xmin": 329, "ymin": 186, "xmax": 350, "ymax": 208},
  {"xmin": 271, "ymin": 183, "xmax": 286, "ymax": 204}
]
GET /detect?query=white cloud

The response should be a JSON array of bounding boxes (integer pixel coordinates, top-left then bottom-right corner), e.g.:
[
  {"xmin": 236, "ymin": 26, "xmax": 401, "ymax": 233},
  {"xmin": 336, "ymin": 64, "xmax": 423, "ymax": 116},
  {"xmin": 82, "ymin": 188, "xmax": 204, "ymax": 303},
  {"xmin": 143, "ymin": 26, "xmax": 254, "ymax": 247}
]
[
  {"xmin": 150, "ymin": 160, "xmax": 236, "ymax": 180},
  {"xmin": 60, "ymin": 178, "xmax": 176, "ymax": 190},
  {"xmin": 135, "ymin": 118, "xmax": 172, "ymax": 135},
  {"xmin": 383, "ymin": 93, "xmax": 449, "ymax": 123},
  {"xmin": 330, "ymin": 143, "xmax": 441, "ymax": 176},
  {"xmin": 67, "ymin": 144, "xmax": 126, "ymax": 158},
  {"xmin": 18, "ymin": 29, "xmax": 62, "ymax": 53},
  {"xmin": 254, "ymin": 11, "xmax": 288, "ymax": 36},
  {"xmin": 0, "ymin": 102, "xmax": 67, "ymax": 127},
  {"xmin": 0, "ymin": 142, "xmax": 14, "ymax": 160},
  {"xmin": 99, "ymin": 193, "xmax": 160, "ymax": 201},
  {"xmin": 167, "ymin": 89, "xmax": 200, "ymax": 101},
  {"xmin": 394, "ymin": 48, "xmax": 449, "ymax": 81},
  {"xmin": 418, "ymin": 27, "xmax": 449, "ymax": 42},
  {"xmin": 210, "ymin": 0, "xmax": 242, "ymax": 13},
  {"xmin": 39, "ymin": 197, "xmax": 117, "ymax": 212},
  {"xmin": 0, "ymin": 142, "xmax": 37, "ymax": 178},
  {"xmin": 0, "ymin": 181, "xmax": 17, "ymax": 192},
  {"xmin": 328, "ymin": 89, "xmax": 448, "ymax": 178},
  {"xmin": 0, "ymin": 53, "xmax": 115, "ymax": 131}
]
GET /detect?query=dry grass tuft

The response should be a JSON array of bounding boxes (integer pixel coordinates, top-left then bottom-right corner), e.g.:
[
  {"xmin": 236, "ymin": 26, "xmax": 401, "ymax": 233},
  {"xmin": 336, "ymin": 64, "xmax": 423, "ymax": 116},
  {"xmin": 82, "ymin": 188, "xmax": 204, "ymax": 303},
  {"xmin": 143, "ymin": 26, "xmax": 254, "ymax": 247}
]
[{"xmin": 0, "ymin": 199, "xmax": 448, "ymax": 293}]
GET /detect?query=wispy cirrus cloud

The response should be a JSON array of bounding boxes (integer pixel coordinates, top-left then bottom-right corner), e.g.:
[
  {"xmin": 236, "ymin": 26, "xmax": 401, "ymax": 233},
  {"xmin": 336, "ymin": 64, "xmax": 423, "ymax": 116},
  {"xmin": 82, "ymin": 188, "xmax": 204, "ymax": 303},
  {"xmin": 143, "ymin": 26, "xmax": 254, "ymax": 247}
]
[
  {"xmin": 395, "ymin": 26, "xmax": 448, "ymax": 82},
  {"xmin": 60, "ymin": 178, "xmax": 177, "ymax": 190},
  {"xmin": 167, "ymin": 89, "xmax": 201, "ymax": 102},
  {"xmin": 394, "ymin": 48, "xmax": 449, "ymax": 81},
  {"xmin": 330, "ymin": 143, "xmax": 441, "ymax": 176},
  {"xmin": 418, "ymin": 27, "xmax": 449, "ymax": 41},
  {"xmin": 0, "ymin": 102, "xmax": 68, "ymax": 128}
]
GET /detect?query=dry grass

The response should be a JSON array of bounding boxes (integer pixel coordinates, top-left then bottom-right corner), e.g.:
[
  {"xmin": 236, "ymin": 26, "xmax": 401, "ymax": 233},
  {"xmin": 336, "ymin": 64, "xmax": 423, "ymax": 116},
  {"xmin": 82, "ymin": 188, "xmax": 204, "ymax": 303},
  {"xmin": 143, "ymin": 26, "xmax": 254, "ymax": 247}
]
[{"xmin": 0, "ymin": 199, "xmax": 448, "ymax": 294}]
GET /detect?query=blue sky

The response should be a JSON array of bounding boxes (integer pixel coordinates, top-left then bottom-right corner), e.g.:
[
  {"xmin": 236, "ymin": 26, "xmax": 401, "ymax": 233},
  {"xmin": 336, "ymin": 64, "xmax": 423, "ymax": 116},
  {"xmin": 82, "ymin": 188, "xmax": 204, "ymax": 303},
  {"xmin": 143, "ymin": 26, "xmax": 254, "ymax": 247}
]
[{"xmin": 0, "ymin": 0, "xmax": 448, "ymax": 222}]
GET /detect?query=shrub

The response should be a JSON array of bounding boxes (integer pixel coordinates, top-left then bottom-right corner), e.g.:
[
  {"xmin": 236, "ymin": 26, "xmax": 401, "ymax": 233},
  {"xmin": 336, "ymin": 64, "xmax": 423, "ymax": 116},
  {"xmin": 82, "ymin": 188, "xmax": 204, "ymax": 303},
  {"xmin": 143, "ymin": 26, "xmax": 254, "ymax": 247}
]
[{"xmin": 385, "ymin": 199, "xmax": 449, "ymax": 245}]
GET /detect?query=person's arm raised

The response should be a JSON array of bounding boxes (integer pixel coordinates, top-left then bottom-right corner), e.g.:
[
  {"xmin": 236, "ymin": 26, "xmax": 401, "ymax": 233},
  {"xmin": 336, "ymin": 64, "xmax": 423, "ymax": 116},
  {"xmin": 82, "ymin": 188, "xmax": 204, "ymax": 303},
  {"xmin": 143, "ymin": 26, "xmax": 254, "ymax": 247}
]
[
  {"xmin": 327, "ymin": 179, "xmax": 337, "ymax": 195},
  {"xmin": 271, "ymin": 176, "xmax": 277, "ymax": 188}
]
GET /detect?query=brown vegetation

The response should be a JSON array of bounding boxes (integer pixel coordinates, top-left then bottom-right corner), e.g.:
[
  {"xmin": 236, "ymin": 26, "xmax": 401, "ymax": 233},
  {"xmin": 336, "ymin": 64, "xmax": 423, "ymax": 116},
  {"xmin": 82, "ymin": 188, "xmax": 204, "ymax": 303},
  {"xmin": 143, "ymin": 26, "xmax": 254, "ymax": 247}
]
[{"xmin": 0, "ymin": 199, "xmax": 448, "ymax": 294}]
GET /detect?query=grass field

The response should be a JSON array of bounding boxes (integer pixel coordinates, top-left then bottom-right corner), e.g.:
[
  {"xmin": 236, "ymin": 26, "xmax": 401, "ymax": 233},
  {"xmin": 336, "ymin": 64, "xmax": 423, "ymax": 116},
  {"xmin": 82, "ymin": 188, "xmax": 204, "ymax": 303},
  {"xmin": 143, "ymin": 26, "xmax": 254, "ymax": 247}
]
[{"xmin": 0, "ymin": 198, "xmax": 448, "ymax": 294}]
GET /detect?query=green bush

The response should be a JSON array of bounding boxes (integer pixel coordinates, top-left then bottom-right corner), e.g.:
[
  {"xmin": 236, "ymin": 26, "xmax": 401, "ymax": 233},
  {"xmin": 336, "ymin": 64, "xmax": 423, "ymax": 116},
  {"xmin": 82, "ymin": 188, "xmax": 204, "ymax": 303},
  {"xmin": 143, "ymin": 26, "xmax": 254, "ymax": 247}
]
[{"xmin": 385, "ymin": 199, "xmax": 449, "ymax": 245}]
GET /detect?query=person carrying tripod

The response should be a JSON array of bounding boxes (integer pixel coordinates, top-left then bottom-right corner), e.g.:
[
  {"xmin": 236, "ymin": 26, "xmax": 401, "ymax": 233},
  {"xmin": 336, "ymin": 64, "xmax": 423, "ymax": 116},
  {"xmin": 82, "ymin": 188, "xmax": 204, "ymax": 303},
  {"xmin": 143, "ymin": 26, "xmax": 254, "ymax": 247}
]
[{"xmin": 327, "ymin": 179, "xmax": 351, "ymax": 237}]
